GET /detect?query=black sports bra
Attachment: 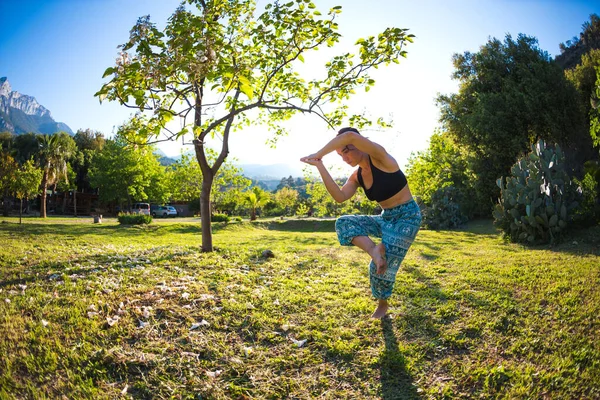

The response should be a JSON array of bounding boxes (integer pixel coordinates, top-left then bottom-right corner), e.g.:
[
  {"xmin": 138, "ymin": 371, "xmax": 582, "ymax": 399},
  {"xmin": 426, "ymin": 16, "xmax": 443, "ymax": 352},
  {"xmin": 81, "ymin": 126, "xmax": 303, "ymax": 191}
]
[{"xmin": 357, "ymin": 156, "xmax": 407, "ymax": 202}]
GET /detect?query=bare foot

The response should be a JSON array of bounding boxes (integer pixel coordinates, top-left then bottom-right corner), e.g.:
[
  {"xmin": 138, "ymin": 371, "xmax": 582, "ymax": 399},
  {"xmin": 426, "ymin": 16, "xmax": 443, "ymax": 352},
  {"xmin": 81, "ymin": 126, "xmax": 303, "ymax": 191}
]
[
  {"xmin": 369, "ymin": 243, "xmax": 387, "ymax": 275},
  {"xmin": 371, "ymin": 300, "xmax": 388, "ymax": 319}
]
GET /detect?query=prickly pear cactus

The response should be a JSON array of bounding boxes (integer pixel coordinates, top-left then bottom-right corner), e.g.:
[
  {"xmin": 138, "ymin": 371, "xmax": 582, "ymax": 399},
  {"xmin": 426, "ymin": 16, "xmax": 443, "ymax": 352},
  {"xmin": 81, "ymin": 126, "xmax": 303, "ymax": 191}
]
[{"xmin": 493, "ymin": 139, "xmax": 577, "ymax": 244}]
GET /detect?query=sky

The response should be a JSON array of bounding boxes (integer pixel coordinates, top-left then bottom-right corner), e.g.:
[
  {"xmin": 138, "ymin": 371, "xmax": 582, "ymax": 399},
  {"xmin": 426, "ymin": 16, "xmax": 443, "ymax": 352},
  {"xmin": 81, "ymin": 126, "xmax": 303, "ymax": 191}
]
[{"xmin": 0, "ymin": 0, "xmax": 598, "ymax": 176}]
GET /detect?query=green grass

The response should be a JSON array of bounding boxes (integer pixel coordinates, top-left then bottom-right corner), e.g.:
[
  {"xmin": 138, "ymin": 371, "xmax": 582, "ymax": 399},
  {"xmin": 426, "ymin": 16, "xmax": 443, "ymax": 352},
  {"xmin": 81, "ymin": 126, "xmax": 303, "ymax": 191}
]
[{"xmin": 0, "ymin": 216, "xmax": 599, "ymax": 399}]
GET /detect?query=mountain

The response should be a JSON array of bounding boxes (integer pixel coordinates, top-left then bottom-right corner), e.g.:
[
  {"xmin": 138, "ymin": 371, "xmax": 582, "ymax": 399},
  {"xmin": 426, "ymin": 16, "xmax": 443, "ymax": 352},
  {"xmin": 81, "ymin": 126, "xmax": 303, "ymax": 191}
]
[
  {"xmin": 0, "ymin": 77, "xmax": 73, "ymax": 135},
  {"xmin": 238, "ymin": 163, "xmax": 305, "ymax": 180}
]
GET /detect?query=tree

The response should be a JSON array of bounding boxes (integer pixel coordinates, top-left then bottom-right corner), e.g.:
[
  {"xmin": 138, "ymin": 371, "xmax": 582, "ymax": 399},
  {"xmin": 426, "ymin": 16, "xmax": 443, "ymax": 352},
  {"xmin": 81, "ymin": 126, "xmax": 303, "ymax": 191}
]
[
  {"xmin": 274, "ymin": 186, "xmax": 299, "ymax": 215},
  {"xmin": 437, "ymin": 34, "xmax": 589, "ymax": 214},
  {"xmin": 12, "ymin": 133, "xmax": 38, "ymax": 165},
  {"xmin": 13, "ymin": 159, "xmax": 43, "ymax": 224},
  {"xmin": 170, "ymin": 150, "xmax": 250, "ymax": 214},
  {"xmin": 96, "ymin": 0, "xmax": 413, "ymax": 251},
  {"xmin": 405, "ymin": 130, "xmax": 474, "ymax": 215},
  {"xmin": 72, "ymin": 129, "xmax": 106, "ymax": 195},
  {"xmin": 0, "ymin": 151, "xmax": 18, "ymax": 217},
  {"xmin": 88, "ymin": 133, "xmax": 168, "ymax": 208},
  {"xmin": 36, "ymin": 132, "xmax": 77, "ymax": 218},
  {"xmin": 243, "ymin": 186, "xmax": 270, "ymax": 221}
]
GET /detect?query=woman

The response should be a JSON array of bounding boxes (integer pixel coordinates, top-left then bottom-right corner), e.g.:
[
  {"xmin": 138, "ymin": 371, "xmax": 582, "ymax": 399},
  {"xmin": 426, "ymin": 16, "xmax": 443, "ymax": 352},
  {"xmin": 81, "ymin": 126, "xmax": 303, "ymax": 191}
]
[{"xmin": 300, "ymin": 127, "xmax": 422, "ymax": 318}]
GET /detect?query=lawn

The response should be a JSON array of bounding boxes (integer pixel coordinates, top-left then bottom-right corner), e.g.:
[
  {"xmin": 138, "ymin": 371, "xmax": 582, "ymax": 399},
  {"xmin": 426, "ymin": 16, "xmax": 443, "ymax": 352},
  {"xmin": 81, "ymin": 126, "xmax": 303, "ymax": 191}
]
[{"xmin": 0, "ymin": 216, "xmax": 599, "ymax": 399}]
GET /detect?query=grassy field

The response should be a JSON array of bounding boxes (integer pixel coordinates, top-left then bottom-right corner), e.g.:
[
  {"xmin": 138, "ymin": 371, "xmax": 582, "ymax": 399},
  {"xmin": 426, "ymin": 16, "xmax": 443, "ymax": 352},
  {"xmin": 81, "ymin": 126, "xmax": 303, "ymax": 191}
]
[{"xmin": 0, "ymin": 216, "xmax": 599, "ymax": 399}]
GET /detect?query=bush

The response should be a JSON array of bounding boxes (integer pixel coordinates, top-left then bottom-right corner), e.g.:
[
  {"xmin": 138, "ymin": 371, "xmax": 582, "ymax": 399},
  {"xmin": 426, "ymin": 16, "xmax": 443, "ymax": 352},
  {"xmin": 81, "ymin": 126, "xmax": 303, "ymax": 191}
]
[
  {"xmin": 493, "ymin": 139, "xmax": 578, "ymax": 244},
  {"xmin": 233, "ymin": 216, "xmax": 243, "ymax": 222},
  {"xmin": 572, "ymin": 172, "xmax": 600, "ymax": 226},
  {"xmin": 211, "ymin": 213, "xmax": 230, "ymax": 223},
  {"xmin": 422, "ymin": 186, "xmax": 468, "ymax": 229},
  {"xmin": 118, "ymin": 212, "xmax": 152, "ymax": 225}
]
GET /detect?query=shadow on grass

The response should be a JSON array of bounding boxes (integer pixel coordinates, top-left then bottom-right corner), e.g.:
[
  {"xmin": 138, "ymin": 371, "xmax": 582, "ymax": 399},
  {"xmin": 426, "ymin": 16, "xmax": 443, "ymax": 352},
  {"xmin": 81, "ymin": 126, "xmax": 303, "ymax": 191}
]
[{"xmin": 380, "ymin": 317, "xmax": 422, "ymax": 400}]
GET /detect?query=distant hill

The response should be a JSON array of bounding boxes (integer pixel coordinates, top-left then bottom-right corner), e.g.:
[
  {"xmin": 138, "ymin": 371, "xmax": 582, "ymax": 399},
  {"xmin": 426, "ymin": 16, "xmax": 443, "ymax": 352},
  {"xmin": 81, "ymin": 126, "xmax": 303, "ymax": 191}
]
[
  {"xmin": 238, "ymin": 163, "xmax": 305, "ymax": 180},
  {"xmin": 0, "ymin": 77, "xmax": 74, "ymax": 135},
  {"xmin": 156, "ymin": 151, "xmax": 306, "ymax": 186}
]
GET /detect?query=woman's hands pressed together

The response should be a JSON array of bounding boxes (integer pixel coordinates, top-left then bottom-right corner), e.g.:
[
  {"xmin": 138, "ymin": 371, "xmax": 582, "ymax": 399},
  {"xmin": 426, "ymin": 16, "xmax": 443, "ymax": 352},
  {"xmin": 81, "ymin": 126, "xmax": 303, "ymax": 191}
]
[{"xmin": 300, "ymin": 153, "xmax": 322, "ymax": 166}]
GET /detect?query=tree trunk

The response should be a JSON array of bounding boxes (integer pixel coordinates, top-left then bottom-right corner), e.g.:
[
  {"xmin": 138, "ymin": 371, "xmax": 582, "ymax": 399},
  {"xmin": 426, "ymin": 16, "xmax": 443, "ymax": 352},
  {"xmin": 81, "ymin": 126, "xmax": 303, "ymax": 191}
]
[
  {"xmin": 200, "ymin": 176, "xmax": 214, "ymax": 252},
  {"xmin": 40, "ymin": 169, "xmax": 49, "ymax": 218},
  {"xmin": 74, "ymin": 190, "xmax": 77, "ymax": 217},
  {"xmin": 2, "ymin": 189, "xmax": 9, "ymax": 217},
  {"xmin": 19, "ymin": 198, "xmax": 22, "ymax": 224}
]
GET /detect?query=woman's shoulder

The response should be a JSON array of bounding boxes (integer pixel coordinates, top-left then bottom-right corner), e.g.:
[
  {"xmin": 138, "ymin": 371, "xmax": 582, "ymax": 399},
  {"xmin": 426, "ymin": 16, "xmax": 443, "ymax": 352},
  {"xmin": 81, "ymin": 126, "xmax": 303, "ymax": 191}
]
[{"xmin": 371, "ymin": 152, "xmax": 400, "ymax": 173}]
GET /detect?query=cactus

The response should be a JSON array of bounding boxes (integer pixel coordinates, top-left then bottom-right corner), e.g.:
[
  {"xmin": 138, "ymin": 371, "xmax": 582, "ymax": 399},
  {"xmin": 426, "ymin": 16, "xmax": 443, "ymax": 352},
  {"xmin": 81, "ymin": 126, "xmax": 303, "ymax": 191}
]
[
  {"xmin": 493, "ymin": 139, "xmax": 578, "ymax": 244},
  {"xmin": 422, "ymin": 186, "xmax": 468, "ymax": 229}
]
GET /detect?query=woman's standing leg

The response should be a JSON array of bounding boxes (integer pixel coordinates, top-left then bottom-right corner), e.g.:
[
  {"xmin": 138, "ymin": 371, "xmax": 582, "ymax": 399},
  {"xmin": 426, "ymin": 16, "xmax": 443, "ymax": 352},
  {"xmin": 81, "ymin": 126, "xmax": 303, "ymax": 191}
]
[{"xmin": 336, "ymin": 215, "xmax": 387, "ymax": 318}]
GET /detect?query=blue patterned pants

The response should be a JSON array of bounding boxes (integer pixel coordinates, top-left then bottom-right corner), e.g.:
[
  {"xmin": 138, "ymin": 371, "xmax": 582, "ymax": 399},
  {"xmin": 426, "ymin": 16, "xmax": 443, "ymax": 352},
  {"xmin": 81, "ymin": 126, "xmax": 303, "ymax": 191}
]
[{"xmin": 335, "ymin": 200, "xmax": 422, "ymax": 300}]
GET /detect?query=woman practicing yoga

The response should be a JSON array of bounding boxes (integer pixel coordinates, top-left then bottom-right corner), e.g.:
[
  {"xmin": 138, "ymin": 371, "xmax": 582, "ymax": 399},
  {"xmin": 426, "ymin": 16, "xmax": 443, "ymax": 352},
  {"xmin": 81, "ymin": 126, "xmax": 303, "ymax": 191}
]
[{"xmin": 300, "ymin": 127, "xmax": 422, "ymax": 318}]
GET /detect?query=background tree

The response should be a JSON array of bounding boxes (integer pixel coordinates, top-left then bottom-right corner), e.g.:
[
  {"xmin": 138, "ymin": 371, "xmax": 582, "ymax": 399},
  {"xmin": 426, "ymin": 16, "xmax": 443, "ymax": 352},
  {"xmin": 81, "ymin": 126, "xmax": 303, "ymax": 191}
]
[
  {"xmin": 405, "ymin": 130, "xmax": 472, "ymax": 206},
  {"xmin": 0, "ymin": 150, "xmax": 18, "ymax": 217},
  {"xmin": 12, "ymin": 159, "xmax": 43, "ymax": 224},
  {"xmin": 96, "ymin": 0, "xmax": 414, "ymax": 251},
  {"xmin": 244, "ymin": 186, "xmax": 270, "ymax": 221},
  {"xmin": 274, "ymin": 186, "xmax": 299, "ymax": 216},
  {"xmin": 72, "ymin": 129, "xmax": 106, "ymax": 195},
  {"xmin": 88, "ymin": 133, "xmax": 167, "ymax": 209},
  {"xmin": 36, "ymin": 132, "xmax": 77, "ymax": 218},
  {"xmin": 12, "ymin": 133, "xmax": 38, "ymax": 165},
  {"xmin": 171, "ymin": 151, "xmax": 250, "ymax": 215},
  {"xmin": 437, "ymin": 34, "xmax": 590, "ymax": 215}
]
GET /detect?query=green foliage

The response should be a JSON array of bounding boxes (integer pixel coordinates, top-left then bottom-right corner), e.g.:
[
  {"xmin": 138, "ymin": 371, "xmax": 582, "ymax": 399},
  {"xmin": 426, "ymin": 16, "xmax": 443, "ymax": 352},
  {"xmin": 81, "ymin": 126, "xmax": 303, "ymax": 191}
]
[
  {"xmin": 295, "ymin": 202, "xmax": 310, "ymax": 217},
  {"xmin": 422, "ymin": 186, "xmax": 468, "ymax": 230},
  {"xmin": 274, "ymin": 186, "xmax": 299, "ymax": 216},
  {"xmin": 406, "ymin": 131, "xmax": 475, "ymax": 216},
  {"xmin": 0, "ymin": 152, "xmax": 18, "ymax": 196},
  {"xmin": 243, "ymin": 186, "xmax": 271, "ymax": 220},
  {"xmin": 493, "ymin": 140, "xmax": 578, "ymax": 244},
  {"xmin": 211, "ymin": 213, "xmax": 230, "ymax": 223},
  {"xmin": 591, "ymin": 65, "xmax": 600, "ymax": 147},
  {"xmin": 438, "ymin": 34, "xmax": 589, "ymax": 215},
  {"xmin": 117, "ymin": 212, "xmax": 152, "ymax": 225},
  {"xmin": 12, "ymin": 159, "xmax": 42, "ymax": 201},
  {"xmin": 88, "ymin": 133, "xmax": 168, "ymax": 206},
  {"xmin": 572, "ymin": 172, "xmax": 600, "ymax": 225}
]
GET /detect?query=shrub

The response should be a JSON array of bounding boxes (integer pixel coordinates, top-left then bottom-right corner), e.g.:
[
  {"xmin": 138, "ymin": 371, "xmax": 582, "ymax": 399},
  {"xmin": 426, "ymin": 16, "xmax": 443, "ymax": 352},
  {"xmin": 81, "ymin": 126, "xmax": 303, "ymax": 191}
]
[
  {"xmin": 118, "ymin": 212, "xmax": 152, "ymax": 225},
  {"xmin": 211, "ymin": 213, "xmax": 230, "ymax": 223},
  {"xmin": 422, "ymin": 186, "xmax": 468, "ymax": 229},
  {"xmin": 572, "ymin": 172, "xmax": 600, "ymax": 226},
  {"xmin": 493, "ymin": 139, "xmax": 578, "ymax": 244},
  {"xmin": 233, "ymin": 216, "xmax": 243, "ymax": 222}
]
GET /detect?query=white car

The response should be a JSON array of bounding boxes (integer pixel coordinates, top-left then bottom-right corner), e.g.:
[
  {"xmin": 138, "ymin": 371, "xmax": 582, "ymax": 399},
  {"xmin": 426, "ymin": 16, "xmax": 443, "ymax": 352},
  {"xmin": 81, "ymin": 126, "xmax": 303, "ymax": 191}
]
[{"xmin": 152, "ymin": 205, "xmax": 178, "ymax": 218}]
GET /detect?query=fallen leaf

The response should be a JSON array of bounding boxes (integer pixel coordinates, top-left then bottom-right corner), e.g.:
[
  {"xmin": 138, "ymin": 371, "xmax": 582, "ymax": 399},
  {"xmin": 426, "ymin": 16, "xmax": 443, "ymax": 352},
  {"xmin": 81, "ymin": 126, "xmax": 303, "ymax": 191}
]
[
  {"xmin": 106, "ymin": 316, "xmax": 120, "ymax": 326},
  {"xmin": 290, "ymin": 338, "xmax": 307, "ymax": 348},
  {"xmin": 206, "ymin": 370, "xmax": 222, "ymax": 378},
  {"xmin": 190, "ymin": 319, "xmax": 210, "ymax": 330},
  {"xmin": 41, "ymin": 319, "xmax": 49, "ymax": 327},
  {"xmin": 243, "ymin": 346, "xmax": 253, "ymax": 357}
]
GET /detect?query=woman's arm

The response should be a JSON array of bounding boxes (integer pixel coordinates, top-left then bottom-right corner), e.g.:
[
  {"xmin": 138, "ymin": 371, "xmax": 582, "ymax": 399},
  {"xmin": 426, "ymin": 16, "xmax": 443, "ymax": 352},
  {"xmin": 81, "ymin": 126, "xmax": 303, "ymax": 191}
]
[
  {"xmin": 300, "ymin": 158, "xmax": 358, "ymax": 203},
  {"xmin": 313, "ymin": 131, "xmax": 389, "ymax": 162}
]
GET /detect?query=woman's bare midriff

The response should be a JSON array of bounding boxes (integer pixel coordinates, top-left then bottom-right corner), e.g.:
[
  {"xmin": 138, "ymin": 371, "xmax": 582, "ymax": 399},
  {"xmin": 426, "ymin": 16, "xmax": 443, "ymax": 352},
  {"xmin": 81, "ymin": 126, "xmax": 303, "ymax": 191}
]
[{"xmin": 378, "ymin": 185, "xmax": 414, "ymax": 209}]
